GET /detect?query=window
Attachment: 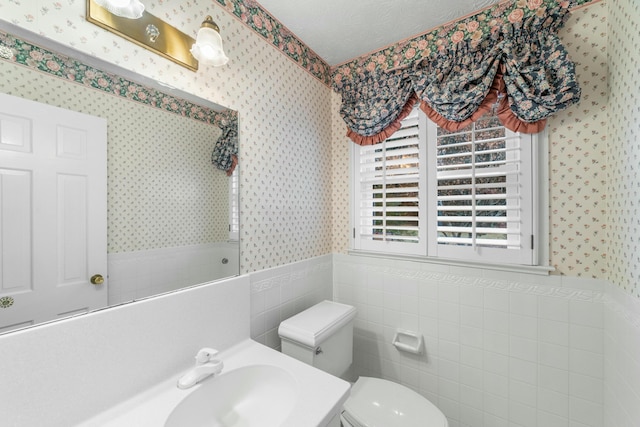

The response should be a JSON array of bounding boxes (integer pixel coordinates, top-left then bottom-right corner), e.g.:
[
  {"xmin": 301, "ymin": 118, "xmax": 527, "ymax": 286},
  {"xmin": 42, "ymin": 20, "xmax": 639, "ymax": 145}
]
[
  {"xmin": 352, "ymin": 108, "xmax": 539, "ymax": 266},
  {"xmin": 352, "ymin": 107, "xmax": 427, "ymax": 255}
]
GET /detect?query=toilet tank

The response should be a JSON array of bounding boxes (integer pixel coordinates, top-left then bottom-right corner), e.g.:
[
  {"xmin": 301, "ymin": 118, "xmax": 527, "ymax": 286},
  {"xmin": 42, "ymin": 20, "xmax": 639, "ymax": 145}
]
[{"xmin": 278, "ymin": 300, "xmax": 356, "ymax": 378}]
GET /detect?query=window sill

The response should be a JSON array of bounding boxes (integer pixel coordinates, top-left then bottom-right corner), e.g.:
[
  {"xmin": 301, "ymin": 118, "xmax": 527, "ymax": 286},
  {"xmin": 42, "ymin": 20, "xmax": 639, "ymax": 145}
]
[{"xmin": 347, "ymin": 250, "xmax": 555, "ymax": 276}]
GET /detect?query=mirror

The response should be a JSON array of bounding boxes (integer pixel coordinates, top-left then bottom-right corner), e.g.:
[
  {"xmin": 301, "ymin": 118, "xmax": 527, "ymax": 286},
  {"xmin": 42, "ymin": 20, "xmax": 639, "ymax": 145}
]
[{"xmin": 0, "ymin": 22, "xmax": 239, "ymax": 334}]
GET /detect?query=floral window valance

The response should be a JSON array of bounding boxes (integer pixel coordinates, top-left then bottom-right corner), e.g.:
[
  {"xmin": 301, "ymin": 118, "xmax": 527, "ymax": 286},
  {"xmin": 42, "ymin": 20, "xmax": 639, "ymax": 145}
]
[
  {"xmin": 211, "ymin": 115, "xmax": 239, "ymax": 176},
  {"xmin": 336, "ymin": 4, "xmax": 581, "ymax": 145}
]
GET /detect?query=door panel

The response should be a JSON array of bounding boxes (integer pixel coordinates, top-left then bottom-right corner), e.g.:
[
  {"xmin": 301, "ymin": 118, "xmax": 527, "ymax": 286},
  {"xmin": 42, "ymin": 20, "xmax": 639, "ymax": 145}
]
[
  {"xmin": 0, "ymin": 112, "xmax": 32, "ymax": 153},
  {"xmin": 59, "ymin": 173, "xmax": 88, "ymax": 285},
  {"xmin": 0, "ymin": 168, "xmax": 32, "ymax": 292},
  {"xmin": 0, "ymin": 93, "xmax": 107, "ymax": 333}
]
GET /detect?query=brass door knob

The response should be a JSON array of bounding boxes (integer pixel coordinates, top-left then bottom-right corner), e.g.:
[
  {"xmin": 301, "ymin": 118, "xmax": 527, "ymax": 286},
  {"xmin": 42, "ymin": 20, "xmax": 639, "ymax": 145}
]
[{"xmin": 90, "ymin": 274, "xmax": 105, "ymax": 285}]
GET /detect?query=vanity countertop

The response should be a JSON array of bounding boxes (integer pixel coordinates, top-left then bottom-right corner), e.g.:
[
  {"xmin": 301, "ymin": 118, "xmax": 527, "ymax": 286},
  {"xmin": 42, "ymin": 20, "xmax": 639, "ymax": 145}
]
[{"xmin": 78, "ymin": 339, "xmax": 350, "ymax": 427}]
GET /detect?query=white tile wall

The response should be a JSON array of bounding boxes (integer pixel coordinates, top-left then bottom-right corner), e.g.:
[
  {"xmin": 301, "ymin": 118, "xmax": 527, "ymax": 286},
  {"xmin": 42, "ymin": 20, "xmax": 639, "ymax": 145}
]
[
  {"xmin": 250, "ymin": 254, "xmax": 333, "ymax": 349},
  {"xmin": 334, "ymin": 253, "xmax": 606, "ymax": 427},
  {"xmin": 1, "ymin": 253, "xmax": 638, "ymax": 427},
  {"xmin": 0, "ymin": 275, "xmax": 250, "ymax": 427},
  {"xmin": 108, "ymin": 242, "xmax": 240, "ymax": 304},
  {"xmin": 603, "ymin": 285, "xmax": 640, "ymax": 427},
  {"xmin": 0, "ymin": 255, "xmax": 331, "ymax": 426}
]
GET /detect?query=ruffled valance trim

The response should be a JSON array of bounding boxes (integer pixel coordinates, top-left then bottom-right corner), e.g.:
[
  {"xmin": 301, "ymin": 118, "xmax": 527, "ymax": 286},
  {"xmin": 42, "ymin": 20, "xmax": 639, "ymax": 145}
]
[
  {"xmin": 495, "ymin": 95, "xmax": 548, "ymax": 133},
  {"xmin": 345, "ymin": 61, "xmax": 553, "ymax": 144},
  {"xmin": 418, "ymin": 82, "xmax": 499, "ymax": 133},
  {"xmin": 339, "ymin": 67, "xmax": 415, "ymax": 143},
  {"xmin": 418, "ymin": 66, "xmax": 548, "ymax": 135},
  {"xmin": 339, "ymin": 4, "xmax": 579, "ymax": 145},
  {"xmin": 211, "ymin": 117, "xmax": 239, "ymax": 175},
  {"xmin": 226, "ymin": 154, "xmax": 238, "ymax": 176},
  {"xmin": 348, "ymin": 93, "xmax": 418, "ymax": 146}
]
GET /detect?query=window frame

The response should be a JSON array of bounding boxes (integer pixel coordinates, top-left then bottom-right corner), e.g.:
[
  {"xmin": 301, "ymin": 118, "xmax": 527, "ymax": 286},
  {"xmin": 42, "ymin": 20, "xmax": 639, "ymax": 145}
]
[
  {"xmin": 426, "ymin": 117, "xmax": 538, "ymax": 265},
  {"xmin": 350, "ymin": 108, "xmax": 550, "ymax": 271},
  {"xmin": 351, "ymin": 107, "xmax": 427, "ymax": 256}
]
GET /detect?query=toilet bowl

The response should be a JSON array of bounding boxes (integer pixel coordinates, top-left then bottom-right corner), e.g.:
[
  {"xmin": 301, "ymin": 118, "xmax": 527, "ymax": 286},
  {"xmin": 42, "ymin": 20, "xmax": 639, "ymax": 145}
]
[
  {"xmin": 278, "ymin": 300, "xmax": 448, "ymax": 427},
  {"xmin": 340, "ymin": 377, "xmax": 448, "ymax": 427}
]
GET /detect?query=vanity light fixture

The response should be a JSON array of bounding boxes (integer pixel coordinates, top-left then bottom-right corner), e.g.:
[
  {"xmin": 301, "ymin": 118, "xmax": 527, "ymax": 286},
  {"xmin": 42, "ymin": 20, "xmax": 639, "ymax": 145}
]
[
  {"xmin": 87, "ymin": 1, "xmax": 229, "ymax": 70},
  {"xmin": 87, "ymin": 0, "xmax": 198, "ymax": 70},
  {"xmin": 93, "ymin": 0, "xmax": 145, "ymax": 19},
  {"xmin": 190, "ymin": 16, "xmax": 229, "ymax": 67}
]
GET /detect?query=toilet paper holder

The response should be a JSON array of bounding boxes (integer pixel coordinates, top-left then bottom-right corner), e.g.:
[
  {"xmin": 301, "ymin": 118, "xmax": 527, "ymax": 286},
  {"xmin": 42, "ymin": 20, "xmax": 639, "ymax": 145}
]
[{"xmin": 392, "ymin": 329, "xmax": 424, "ymax": 355}]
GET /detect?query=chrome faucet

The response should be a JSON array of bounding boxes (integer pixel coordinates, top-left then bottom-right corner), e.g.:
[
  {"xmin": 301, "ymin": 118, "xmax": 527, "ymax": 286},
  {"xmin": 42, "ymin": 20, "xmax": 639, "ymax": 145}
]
[{"xmin": 177, "ymin": 347, "xmax": 224, "ymax": 389}]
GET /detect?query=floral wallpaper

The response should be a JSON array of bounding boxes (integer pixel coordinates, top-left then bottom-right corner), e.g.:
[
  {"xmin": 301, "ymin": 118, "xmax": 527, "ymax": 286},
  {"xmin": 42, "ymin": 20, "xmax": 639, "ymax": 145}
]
[
  {"xmin": 331, "ymin": 90, "xmax": 350, "ymax": 253},
  {"xmin": 0, "ymin": 57, "xmax": 230, "ymax": 253},
  {"xmin": 0, "ymin": 0, "xmax": 615, "ymax": 282},
  {"xmin": 1, "ymin": 0, "xmax": 335, "ymax": 274},
  {"xmin": 606, "ymin": 0, "xmax": 640, "ymax": 297},
  {"xmin": 330, "ymin": 2, "xmax": 610, "ymax": 282},
  {"xmin": 0, "ymin": 31, "xmax": 235, "ymax": 128},
  {"xmin": 1, "ymin": 0, "xmax": 602, "ymax": 95},
  {"xmin": 547, "ymin": 1, "xmax": 608, "ymax": 278},
  {"xmin": 214, "ymin": 0, "xmax": 331, "ymax": 85},
  {"xmin": 331, "ymin": 0, "xmax": 602, "ymax": 90},
  {"xmin": 209, "ymin": 0, "xmax": 601, "ymax": 90}
]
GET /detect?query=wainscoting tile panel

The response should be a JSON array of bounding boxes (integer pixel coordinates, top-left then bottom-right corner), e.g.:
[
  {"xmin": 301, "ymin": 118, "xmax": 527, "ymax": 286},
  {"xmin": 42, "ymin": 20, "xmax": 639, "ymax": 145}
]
[
  {"xmin": 108, "ymin": 242, "xmax": 239, "ymax": 304},
  {"xmin": 334, "ymin": 253, "xmax": 605, "ymax": 427},
  {"xmin": 249, "ymin": 254, "xmax": 333, "ymax": 349},
  {"xmin": 603, "ymin": 284, "xmax": 640, "ymax": 426}
]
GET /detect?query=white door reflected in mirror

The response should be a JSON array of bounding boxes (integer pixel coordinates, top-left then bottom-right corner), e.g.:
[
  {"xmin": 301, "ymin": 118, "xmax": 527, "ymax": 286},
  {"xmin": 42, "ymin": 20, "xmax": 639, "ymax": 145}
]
[{"xmin": 0, "ymin": 93, "xmax": 108, "ymax": 333}]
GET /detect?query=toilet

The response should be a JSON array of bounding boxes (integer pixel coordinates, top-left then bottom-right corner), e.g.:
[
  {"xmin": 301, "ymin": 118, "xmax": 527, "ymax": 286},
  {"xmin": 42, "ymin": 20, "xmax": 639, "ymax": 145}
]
[{"xmin": 278, "ymin": 300, "xmax": 448, "ymax": 427}]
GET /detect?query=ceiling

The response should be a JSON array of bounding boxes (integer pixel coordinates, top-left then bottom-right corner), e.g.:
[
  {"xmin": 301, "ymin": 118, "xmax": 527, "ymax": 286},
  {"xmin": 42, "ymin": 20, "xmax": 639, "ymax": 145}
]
[{"xmin": 256, "ymin": 0, "xmax": 501, "ymax": 66}]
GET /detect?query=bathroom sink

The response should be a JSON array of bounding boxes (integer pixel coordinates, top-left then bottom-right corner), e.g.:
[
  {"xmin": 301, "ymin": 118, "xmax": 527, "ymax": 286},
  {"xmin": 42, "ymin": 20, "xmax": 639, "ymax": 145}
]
[
  {"xmin": 164, "ymin": 365, "xmax": 297, "ymax": 427},
  {"xmin": 79, "ymin": 339, "xmax": 349, "ymax": 427}
]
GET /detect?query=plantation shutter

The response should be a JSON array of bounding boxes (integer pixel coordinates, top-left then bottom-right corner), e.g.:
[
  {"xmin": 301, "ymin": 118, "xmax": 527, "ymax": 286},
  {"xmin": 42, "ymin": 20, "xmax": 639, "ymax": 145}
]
[
  {"xmin": 427, "ymin": 115, "xmax": 535, "ymax": 264},
  {"xmin": 353, "ymin": 107, "xmax": 427, "ymax": 255}
]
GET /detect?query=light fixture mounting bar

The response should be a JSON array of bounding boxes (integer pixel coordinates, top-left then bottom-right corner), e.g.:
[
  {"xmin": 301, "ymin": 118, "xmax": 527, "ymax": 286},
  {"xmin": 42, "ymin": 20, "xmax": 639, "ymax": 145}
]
[{"xmin": 86, "ymin": 0, "xmax": 198, "ymax": 71}]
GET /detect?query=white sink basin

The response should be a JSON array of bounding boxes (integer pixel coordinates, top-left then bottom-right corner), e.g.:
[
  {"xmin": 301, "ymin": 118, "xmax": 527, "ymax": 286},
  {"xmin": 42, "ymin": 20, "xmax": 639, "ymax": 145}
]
[
  {"xmin": 164, "ymin": 365, "xmax": 297, "ymax": 427},
  {"xmin": 79, "ymin": 339, "xmax": 350, "ymax": 427}
]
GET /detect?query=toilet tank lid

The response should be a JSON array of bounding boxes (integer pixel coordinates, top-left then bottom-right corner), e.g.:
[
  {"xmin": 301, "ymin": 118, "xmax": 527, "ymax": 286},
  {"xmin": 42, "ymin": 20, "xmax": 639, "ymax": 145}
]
[{"xmin": 278, "ymin": 300, "xmax": 356, "ymax": 348}]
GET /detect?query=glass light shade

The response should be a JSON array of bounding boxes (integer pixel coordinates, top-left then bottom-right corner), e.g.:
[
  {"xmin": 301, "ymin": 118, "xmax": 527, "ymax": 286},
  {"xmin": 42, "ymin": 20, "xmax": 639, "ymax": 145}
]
[
  {"xmin": 94, "ymin": 0, "xmax": 145, "ymax": 19},
  {"xmin": 190, "ymin": 17, "xmax": 229, "ymax": 67}
]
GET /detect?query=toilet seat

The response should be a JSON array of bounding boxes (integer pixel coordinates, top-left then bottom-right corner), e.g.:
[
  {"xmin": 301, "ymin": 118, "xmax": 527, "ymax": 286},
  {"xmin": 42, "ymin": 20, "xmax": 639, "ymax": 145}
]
[{"xmin": 341, "ymin": 377, "xmax": 448, "ymax": 427}]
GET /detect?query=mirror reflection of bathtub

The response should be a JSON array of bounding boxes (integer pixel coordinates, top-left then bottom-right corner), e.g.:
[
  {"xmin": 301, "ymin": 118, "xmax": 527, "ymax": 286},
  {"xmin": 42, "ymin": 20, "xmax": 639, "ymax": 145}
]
[{"xmin": 0, "ymin": 21, "xmax": 239, "ymax": 334}]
